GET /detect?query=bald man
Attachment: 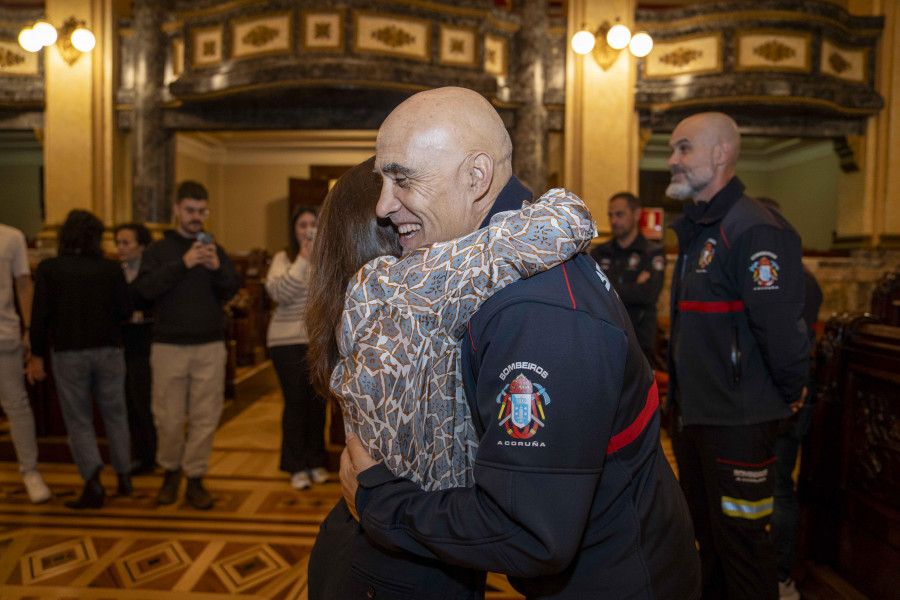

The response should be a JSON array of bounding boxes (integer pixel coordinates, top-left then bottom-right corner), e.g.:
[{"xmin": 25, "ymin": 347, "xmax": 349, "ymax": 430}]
[
  {"xmin": 340, "ymin": 87, "xmax": 700, "ymax": 599},
  {"xmin": 665, "ymin": 113, "xmax": 809, "ymax": 600}
]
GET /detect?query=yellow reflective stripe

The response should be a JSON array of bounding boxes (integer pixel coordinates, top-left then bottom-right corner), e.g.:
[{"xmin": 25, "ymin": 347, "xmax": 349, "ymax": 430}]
[{"xmin": 721, "ymin": 496, "xmax": 774, "ymax": 520}]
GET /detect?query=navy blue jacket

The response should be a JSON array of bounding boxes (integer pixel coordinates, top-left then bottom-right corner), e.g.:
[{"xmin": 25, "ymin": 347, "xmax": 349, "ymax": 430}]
[
  {"xmin": 667, "ymin": 177, "xmax": 809, "ymax": 426},
  {"xmin": 355, "ymin": 180, "xmax": 700, "ymax": 600},
  {"xmin": 590, "ymin": 233, "xmax": 666, "ymax": 358}
]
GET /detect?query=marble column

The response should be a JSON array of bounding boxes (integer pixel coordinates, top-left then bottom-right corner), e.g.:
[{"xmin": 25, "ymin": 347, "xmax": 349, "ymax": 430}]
[
  {"xmin": 564, "ymin": 0, "xmax": 638, "ymax": 234},
  {"xmin": 511, "ymin": 0, "xmax": 548, "ymax": 195},
  {"xmin": 131, "ymin": 0, "xmax": 170, "ymax": 224}
]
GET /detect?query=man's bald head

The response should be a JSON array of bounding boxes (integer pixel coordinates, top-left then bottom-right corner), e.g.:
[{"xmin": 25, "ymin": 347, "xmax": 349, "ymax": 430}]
[
  {"xmin": 374, "ymin": 87, "xmax": 514, "ymax": 253},
  {"xmin": 667, "ymin": 112, "xmax": 742, "ymax": 203}
]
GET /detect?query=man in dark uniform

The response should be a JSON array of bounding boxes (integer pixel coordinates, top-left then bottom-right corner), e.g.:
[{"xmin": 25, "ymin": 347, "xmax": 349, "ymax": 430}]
[
  {"xmin": 665, "ymin": 113, "xmax": 809, "ymax": 600},
  {"xmin": 590, "ymin": 192, "xmax": 666, "ymax": 367},
  {"xmin": 339, "ymin": 86, "xmax": 701, "ymax": 600}
]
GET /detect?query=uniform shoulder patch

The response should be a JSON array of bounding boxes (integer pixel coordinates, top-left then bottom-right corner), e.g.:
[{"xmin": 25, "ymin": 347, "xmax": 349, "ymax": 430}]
[
  {"xmin": 496, "ymin": 370, "xmax": 550, "ymax": 445},
  {"xmin": 698, "ymin": 238, "xmax": 716, "ymax": 270},
  {"xmin": 652, "ymin": 255, "xmax": 665, "ymax": 271},
  {"xmin": 749, "ymin": 251, "xmax": 780, "ymax": 290}
]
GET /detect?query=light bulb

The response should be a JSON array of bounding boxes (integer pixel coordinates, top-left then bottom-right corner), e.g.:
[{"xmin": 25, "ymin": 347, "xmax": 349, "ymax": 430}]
[
  {"xmin": 71, "ymin": 27, "xmax": 96, "ymax": 52},
  {"xmin": 18, "ymin": 28, "xmax": 42, "ymax": 52},
  {"xmin": 606, "ymin": 24, "xmax": 632, "ymax": 50},
  {"xmin": 629, "ymin": 32, "xmax": 653, "ymax": 57},
  {"xmin": 571, "ymin": 30, "xmax": 596, "ymax": 55},
  {"xmin": 33, "ymin": 21, "xmax": 58, "ymax": 46}
]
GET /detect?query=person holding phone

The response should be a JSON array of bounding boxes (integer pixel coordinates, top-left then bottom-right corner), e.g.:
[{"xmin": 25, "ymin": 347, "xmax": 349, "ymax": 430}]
[
  {"xmin": 135, "ymin": 181, "xmax": 240, "ymax": 510},
  {"xmin": 265, "ymin": 205, "xmax": 328, "ymax": 491}
]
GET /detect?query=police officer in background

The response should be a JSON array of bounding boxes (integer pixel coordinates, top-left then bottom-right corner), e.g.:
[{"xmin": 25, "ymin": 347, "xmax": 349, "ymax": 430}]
[{"xmin": 590, "ymin": 192, "xmax": 666, "ymax": 367}]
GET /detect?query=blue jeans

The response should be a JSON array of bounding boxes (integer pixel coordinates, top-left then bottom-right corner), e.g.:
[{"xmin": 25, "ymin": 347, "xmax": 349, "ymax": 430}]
[
  {"xmin": 771, "ymin": 405, "xmax": 814, "ymax": 580},
  {"xmin": 51, "ymin": 347, "xmax": 131, "ymax": 481}
]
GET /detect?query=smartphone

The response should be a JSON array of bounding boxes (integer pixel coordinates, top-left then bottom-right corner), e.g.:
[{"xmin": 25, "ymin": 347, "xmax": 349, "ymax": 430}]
[{"xmin": 196, "ymin": 231, "xmax": 214, "ymax": 245}]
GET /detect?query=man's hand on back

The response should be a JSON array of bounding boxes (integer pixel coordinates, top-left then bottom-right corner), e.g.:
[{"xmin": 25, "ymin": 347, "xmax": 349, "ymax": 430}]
[{"xmin": 340, "ymin": 431, "xmax": 378, "ymax": 520}]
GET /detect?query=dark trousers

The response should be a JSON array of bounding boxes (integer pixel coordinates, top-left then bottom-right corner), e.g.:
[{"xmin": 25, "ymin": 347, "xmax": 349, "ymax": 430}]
[
  {"xmin": 125, "ymin": 352, "xmax": 157, "ymax": 466},
  {"xmin": 309, "ymin": 499, "xmax": 485, "ymax": 600},
  {"xmin": 672, "ymin": 417, "xmax": 781, "ymax": 600},
  {"xmin": 772, "ymin": 405, "xmax": 813, "ymax": 580},
  {"xmin": 269, "ymin": 344, "xmax": 326, "ymax": 473}
]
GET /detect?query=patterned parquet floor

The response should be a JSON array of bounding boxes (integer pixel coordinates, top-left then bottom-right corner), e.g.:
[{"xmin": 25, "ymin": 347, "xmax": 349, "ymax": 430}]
[{"xmin": 0, "ymin": 389, "xmax": 525, "ymax": 599}]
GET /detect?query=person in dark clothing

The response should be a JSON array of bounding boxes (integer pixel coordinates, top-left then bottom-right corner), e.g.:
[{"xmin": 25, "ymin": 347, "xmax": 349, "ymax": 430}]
[
  {"xmin": 338, "ymin": 86, "xmax": 701, "ymax": 600},
  {"xmin": 135, "ymin": 181, "xmax": 240, "ymax": 510},
  {"xmin": 665, "ymin": 113, "xmax": 810, "ymax": 600},
  {"xmin": 115, "ymin": 222, "xmax": 157, "ymax": 476},
  {"xmin": 26, "ymin": 210, "xmax": 133, "ymax": 509},
  {"xmin": 756, "ymin": 197, "xmax": 824, "ymax": 600},
  {"xmin": 590, "ymin": 192, "xmax": 666, "ymax": 367}
]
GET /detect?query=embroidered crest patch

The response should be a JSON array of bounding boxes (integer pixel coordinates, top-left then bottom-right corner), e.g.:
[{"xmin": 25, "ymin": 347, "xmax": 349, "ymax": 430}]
[
  {"xmin": 749, "ymin": 251, "xmax": 780, "ymax": 289},
  {"xmin": 652, "ymin": 255, "xmax": 665, "ymax": 271},
  {"xmin": 496, "ymin": 373, "xmax": 550, "ymax": 440},
  {"xmin": 698, "ymin": 239, "xmax": 716, "ymax": 269},
  {"xmin": 627, "ymin": 253, "xmax": 641, "ymax": 270}
]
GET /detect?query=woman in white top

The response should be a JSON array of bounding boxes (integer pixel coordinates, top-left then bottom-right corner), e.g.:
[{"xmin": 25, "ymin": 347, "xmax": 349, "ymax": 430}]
[{"xmin": 265, "ymin": 205, "xmax": 328, "ymax": 490}]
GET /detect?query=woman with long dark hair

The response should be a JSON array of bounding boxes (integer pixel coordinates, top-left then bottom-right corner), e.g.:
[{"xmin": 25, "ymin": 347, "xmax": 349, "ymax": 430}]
[
  {"xmin": 305, "ymin": 158, "xmax": 594, "ymax": 598},
  {"xmin": 27, "ymin": 209, "xmax": 133, "ymax": 509},
  {"xmin": 265, "ymin": 204, "xmax": 328, "ymax": 490}
]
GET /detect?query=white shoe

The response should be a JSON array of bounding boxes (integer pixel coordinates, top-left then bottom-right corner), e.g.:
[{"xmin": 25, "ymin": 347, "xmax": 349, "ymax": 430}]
[
  {"xmin": 23, "ymin": 471, "xmax": 51, "ymax": 504},
  {"xmin": 291, "ymin": 471, "xmax": 311, "ymax": 490},
  {"xmin": 779, "ymin": 577, "xmax": 801, "ymax": 600},
  {"xmin": 309, "ymin": 467, "xmax": 330, "ymax": 484}
]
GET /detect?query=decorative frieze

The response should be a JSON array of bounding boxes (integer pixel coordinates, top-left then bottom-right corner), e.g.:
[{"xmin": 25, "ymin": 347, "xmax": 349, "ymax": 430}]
[
  {"xmin": 0, "ymin": 39, "xmax": 38, "ymax": 76},
  {"xmin": 644, "ymin": 33, "xmax": 721, "ymax": 78},
  {"xmin": 231, "ymin": 12, "xmax": 292, "ymax": 60},
  {"xmin": 353, "ymin": 11, "xmax": 430, "ymax": 61}
]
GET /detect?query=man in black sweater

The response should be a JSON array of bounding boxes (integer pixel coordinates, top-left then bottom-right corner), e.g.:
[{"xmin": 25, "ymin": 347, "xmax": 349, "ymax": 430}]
[{"xmin": 135, "ymin": 182, "xmax": 239, "ymax": 509}]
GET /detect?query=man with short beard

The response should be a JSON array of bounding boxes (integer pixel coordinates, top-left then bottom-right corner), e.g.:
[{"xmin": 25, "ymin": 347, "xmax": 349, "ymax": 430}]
[
  {"xmin": 665, "ymin": 112, "xmax": 809, "ymax": 600},
  {"xmin": 136, "ymin": 181, "xmax": 239, "ymax": 510}
]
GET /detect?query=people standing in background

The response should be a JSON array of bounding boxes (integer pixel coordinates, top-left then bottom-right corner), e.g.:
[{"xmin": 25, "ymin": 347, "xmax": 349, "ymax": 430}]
[
  {"xmin": 115, "ymin": 223, "xmax": 157, "ymax": 476},
  {"xmin": 265, "ymin": 206, "xmax": 328, "ymax": 491},
  {"xmin": 756, "ymin": 197, "xmax": 824, "ymax": 600},
  {"xmin": 590, "ymin": 192, "xmax": 666, "ymax": 367},
  {"xmin": 27, "ymin": 210, "xmax": 133, "ymax": 509},
  {"xmin": 135, "ymin": 181, "xmax": 239, "ymax": 510},
  {"xmin": 0, "ymin": 222, "xmax": 51, "ymax": 504},
  {"xmin": 665, "ymin": 113, "xmax": 809, "ymax": 600}
]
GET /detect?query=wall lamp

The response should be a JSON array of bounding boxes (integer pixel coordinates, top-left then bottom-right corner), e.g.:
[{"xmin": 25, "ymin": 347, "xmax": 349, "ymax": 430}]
[
  {"xmin": 572, "ymin": 20, "xmax": 653, "ymax": 70},
  {"xmin": 18, "ymin": 17, "xmax": 96, "ymax": 66}
]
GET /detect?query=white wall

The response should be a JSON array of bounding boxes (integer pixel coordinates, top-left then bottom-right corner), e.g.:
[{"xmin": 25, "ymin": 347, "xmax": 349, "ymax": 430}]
[{"xmin": 175, "ymin": 132, "xmax": 377, "ymax": 254}]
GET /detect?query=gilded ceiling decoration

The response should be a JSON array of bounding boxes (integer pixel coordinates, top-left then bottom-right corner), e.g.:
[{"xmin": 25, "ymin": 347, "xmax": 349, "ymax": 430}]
[
  {"xmin": 372, "ymin": 25, "xmax": 414, "ymax": 48},
  {"xmin": 243, "ymin": 25, "xmax": 279, "ymax": 47},
  {"xmin": 0, "ymin": 47, "xmax": 25, "ymax": 68},
  {"xmin": 451, "ymin": 39, "xmax": 464, "ymax": 53},
  {"xmin": 753, "ymin": 40, "xmax": 796, "ymax": 63},
  {"xmin": 314, "ymin": 23, "xmax": 330, "ymax": 39},
  {"xmin": 202, "ymin": 41, "xmax": 216, "ymax": 56},
  {"xmin": 829, "ymin": 52, "xmax": 851, "ymax": 73},
  {"xmin": 659, "ymin": 47, "xmax": 702, "ymax": 68}
]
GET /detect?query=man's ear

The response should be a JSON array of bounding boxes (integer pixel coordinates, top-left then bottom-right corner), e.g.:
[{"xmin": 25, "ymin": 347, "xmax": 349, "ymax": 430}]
[
  {"xmin": 714, "ymin": 142, "xmax": 730, "ymax": 167},
  {"xmin": 469, "ymin": 152, "xmax": 494, "ymax": 200}
]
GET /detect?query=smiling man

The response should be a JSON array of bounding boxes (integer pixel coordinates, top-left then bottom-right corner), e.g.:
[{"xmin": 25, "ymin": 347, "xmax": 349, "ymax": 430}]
[
  {"xmin": 340, "ymin": 86, "xmax": 700, "ymax": 599},
  {"xmin": 665, "ymin": 113, "xmax": 809, "ymax": 600}
]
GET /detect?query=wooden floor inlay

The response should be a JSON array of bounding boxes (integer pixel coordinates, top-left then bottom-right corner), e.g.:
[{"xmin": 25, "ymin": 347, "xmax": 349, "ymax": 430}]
[{"xmin": 0, "ymin": 391, "xmax": 525, "ymax": 599}]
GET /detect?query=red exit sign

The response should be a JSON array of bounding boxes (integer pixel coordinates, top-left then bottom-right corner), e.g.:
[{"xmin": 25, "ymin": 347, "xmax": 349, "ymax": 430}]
[{"xmin": 641, "ymin": 207, "xmax": 664, "ymax": 240}]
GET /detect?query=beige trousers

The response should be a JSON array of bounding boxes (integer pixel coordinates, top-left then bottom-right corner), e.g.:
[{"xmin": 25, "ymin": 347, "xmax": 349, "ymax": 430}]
[{"xmin": 150, "ymin": 341, "xmax": 227, "ymax": 478}]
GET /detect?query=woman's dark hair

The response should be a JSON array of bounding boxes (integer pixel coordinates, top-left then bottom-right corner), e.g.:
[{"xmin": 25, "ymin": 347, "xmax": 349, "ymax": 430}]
[
  {"xmin": 58, "ymin": 209, "xmax": 105, "ymax": 258},
  {"xmin": 114, "ymin": 222, "xmax": 153, "ymax": 248},
  {"xmin": 306, "ymin": 157, "xmax": 401, "ymax": 400},
  {"xmin": 286, "ymin": 204, "xmax": 317, "ymax": 261}
]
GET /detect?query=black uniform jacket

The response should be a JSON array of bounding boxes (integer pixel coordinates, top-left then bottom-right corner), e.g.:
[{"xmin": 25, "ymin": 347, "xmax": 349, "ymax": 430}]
[
  {"xmin": 355, "ymin": 251, "xmax": 701, "ymax": 598},
  {"xmin": 667, "ymin": 177, "xmax": 809, "ymax": 427},
  {"xmin": 135, "ymin": 230, "xmax": 240, "ymax": 345},
  {"xmin": 590, "ymin": 233, "xmax": 666, "ymax": 355}
]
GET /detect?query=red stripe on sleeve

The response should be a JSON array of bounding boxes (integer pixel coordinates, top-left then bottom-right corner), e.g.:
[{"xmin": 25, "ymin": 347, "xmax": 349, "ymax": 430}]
[{"xmin": 607, "ymin": 381, "xmax": 660, "ymax": 455}]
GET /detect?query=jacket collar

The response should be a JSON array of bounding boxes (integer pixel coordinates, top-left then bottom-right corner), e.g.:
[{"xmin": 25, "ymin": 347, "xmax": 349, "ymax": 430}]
[
  {"xmin": 615, "ymin": 232, "xmax": 648, "ymax": 253},
  {"xmin": 480, "ymin": 175, "xmax": 533, "ymax": 228},
  {"xmin": 683, "ymin": 176, "xmax": 745, "ymax": 226}
]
